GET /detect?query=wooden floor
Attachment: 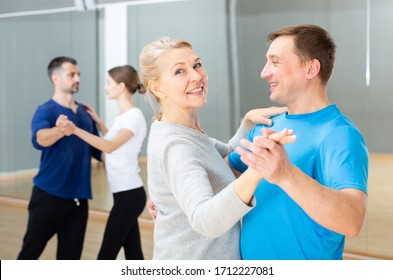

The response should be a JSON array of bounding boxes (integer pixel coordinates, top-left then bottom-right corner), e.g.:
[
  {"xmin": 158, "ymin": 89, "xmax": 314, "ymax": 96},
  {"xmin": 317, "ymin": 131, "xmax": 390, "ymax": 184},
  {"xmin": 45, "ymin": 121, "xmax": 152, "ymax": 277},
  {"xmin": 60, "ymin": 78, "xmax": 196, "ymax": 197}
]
[
  {"xmin": 0, "ymin": 198, "xmax": 153, "ymax": 260},
  {"xmin": 0, "ymin": 154, "xmax": 392, "ymax": 260},
  {"xmin": 0, "ymin": 159, "xmax": 153, "ymax": 260}
]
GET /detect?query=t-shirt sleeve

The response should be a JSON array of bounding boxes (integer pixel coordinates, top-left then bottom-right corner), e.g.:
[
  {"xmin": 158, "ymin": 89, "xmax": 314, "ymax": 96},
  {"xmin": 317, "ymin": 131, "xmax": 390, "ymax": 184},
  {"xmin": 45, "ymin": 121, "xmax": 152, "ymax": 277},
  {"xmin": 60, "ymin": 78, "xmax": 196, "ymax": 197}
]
[
  {"xmin": 119, "ymin": 110, "xmax": 144, "ymax": 135},
  {"xmin": 227, "ymin": 126, "xmax": 259, "ymax": 173},
  {"xmin": 319, "ymin": 126, "xmax": 369, "ymax": 194}
]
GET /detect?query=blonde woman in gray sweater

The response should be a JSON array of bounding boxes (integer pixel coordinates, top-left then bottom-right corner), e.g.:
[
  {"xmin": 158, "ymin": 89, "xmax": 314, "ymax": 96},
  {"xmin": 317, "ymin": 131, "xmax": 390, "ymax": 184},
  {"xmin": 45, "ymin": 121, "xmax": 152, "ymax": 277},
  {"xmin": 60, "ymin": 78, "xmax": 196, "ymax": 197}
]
[{"xmin": 140, "ymin": 37, "xmax": 295, "ymax": 260}]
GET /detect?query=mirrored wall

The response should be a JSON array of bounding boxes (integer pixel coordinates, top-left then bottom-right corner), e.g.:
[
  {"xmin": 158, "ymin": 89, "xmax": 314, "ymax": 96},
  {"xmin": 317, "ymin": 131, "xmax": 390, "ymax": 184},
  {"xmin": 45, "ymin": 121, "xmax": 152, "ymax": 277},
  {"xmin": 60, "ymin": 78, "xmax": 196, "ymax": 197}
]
[{"xmin": 0, "ymin": 0, "xmax": 392, "ymax": 259}]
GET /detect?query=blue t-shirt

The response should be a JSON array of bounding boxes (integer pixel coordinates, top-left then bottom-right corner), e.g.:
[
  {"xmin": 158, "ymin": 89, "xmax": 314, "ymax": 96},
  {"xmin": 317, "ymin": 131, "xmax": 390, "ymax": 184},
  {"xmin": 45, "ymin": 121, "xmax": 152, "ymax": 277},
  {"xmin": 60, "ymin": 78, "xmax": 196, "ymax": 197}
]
[
  {"xmin": 32, "ymin": 99, "xmax": 101, "ymax": 199},
  {"xmin": 228, "ymin": 104, "xmax": 368, "ymax": 259}
]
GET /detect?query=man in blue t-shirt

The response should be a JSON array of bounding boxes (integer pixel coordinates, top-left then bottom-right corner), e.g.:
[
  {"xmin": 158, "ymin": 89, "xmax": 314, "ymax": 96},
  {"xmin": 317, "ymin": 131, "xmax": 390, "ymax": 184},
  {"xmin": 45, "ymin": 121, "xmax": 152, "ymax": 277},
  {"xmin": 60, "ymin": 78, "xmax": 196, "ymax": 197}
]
[
  {"xmin": 228, "ymin": 24, "xmax": 368, "ymax": 259},
  {"xmin": 17, "ymin": 56, "xmax": 101, "ymax": 260}
]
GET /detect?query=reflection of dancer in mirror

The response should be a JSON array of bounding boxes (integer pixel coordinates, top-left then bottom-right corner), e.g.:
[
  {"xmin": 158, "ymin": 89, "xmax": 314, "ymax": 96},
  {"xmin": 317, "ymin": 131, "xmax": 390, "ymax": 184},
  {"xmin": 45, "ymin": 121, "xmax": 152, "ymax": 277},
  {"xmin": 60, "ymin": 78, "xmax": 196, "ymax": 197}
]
[
  {"xmin": 59, "ymin": 65, "xmax": 147, "ymax": 260},
  {"xmin": 140, "ymin": 37, "xmax": 295, "ymax": 259},
  {"xmin": 18, "ymin": 56, "xmax": 102, "ymax": 260}
]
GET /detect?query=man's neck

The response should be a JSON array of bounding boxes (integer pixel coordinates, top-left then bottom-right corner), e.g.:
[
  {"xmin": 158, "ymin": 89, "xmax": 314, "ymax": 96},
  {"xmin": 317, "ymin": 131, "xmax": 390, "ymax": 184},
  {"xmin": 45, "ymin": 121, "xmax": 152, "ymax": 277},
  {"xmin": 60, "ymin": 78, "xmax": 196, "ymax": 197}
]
[
  {"xmin": 287, "ymin": 87, "xmax": 330, "ymax": 115},
  {"xmin": 287, "ymin": 100, "xmax": 331, "ymax": 115},
  {"xmin": 52, "ymin": 91, "xmax": 76, "ymax": 108}
]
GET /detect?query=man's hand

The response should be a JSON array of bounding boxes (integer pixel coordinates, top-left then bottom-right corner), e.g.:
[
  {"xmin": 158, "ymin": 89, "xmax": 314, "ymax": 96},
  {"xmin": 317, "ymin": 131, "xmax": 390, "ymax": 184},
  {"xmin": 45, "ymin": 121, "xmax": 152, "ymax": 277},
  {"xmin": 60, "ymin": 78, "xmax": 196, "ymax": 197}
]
[
  {"xmin": 56, "ymin": 114, "xmax": 76, "ymax": 136},
  {"xmin": 236, "ymin": 128, "xmax": 296, "ymax": 185}
]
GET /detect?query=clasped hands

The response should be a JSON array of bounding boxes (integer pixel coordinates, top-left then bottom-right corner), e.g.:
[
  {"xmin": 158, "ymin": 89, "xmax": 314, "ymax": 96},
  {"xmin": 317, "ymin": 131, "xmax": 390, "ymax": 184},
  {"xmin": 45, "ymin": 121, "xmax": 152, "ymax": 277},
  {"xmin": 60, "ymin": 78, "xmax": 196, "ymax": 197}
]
[
  {"xmin": 236, "ymin": 127, "xmax": 296, "ymax": 185},
  {"xmin": 55, "ymin": 114, "xmax": 76, "ymax": 136},
  {"xmin": 147, "ymin": 128, "xmax": 297, "ymax": 221}
]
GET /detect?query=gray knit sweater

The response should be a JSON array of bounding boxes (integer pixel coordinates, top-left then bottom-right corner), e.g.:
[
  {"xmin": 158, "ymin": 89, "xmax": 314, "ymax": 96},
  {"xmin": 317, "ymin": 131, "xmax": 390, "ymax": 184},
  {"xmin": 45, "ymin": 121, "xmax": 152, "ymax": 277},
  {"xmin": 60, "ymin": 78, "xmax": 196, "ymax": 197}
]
[{"xmin": 147, "ymin": 122, "xmax": 254, "ymax": 260}]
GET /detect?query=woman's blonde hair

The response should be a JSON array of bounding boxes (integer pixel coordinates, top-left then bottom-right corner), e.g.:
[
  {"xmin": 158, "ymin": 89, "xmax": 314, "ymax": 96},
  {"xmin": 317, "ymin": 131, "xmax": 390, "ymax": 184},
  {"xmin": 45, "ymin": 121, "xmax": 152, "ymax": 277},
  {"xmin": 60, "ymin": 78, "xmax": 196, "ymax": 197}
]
[{"xmin": 139, "ymin": 37, "xmax": 192, "ymax": 119}]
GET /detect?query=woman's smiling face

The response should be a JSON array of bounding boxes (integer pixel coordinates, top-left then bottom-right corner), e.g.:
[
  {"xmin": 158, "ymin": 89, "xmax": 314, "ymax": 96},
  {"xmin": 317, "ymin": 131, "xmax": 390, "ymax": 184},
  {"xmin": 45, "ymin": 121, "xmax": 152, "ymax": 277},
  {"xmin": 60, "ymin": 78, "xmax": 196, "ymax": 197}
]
[{"xmin": 155, "ymin": 47, "xmax": 208, "ymax": 112}]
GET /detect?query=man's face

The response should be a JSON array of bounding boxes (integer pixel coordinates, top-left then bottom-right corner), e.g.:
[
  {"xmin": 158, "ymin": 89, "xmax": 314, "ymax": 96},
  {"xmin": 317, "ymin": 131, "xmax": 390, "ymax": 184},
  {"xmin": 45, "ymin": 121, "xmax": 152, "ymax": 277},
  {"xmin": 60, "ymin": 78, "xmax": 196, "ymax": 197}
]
[
  {"xmin": 54, "ymin": 62, "xmax": 80, "ymax": 94},
  {"xmin": 260, "ymin": 36, "xmax": 307, "ymax": 105}
]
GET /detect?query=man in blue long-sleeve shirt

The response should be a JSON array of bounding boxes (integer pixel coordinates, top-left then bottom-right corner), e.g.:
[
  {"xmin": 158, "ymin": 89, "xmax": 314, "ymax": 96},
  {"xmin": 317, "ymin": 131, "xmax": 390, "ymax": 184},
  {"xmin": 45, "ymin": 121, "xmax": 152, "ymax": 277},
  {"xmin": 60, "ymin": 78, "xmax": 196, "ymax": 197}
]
[{"xmin": 17, "ymin": 56, "xmax": 101, "ymax": 260}]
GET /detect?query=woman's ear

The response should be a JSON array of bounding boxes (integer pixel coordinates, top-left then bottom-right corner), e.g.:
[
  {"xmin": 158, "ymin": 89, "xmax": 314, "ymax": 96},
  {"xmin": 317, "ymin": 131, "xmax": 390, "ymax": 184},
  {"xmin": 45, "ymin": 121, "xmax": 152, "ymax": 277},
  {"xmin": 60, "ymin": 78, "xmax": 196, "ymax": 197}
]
[
  {"xmin": 149, "ymin": 80, "xmax": 166, "ymax": 99},
  {"xmin": 306, "ymin": 59, "xmax": 321, "ymax": 80},
  {"xmin": 118, "ymin": 82, "xmax": 126, "ymax": 91}
]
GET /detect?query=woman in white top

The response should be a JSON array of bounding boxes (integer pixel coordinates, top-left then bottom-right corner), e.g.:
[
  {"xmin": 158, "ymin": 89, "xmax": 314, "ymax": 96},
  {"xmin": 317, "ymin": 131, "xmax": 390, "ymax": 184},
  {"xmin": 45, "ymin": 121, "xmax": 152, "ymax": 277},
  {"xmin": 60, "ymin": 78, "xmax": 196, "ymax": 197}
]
[{"xmin": 69, "ymin": 65, "xmax": 147, "ymax": 259}]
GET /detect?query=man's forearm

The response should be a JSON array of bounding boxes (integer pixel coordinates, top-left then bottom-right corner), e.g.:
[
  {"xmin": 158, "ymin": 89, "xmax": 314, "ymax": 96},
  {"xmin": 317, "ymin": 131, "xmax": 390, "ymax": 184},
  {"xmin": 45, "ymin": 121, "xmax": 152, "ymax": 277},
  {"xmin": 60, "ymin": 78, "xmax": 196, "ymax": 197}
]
[{"xmin": 36, "ymin": 127, "xmax": 64, "ymax": 147}]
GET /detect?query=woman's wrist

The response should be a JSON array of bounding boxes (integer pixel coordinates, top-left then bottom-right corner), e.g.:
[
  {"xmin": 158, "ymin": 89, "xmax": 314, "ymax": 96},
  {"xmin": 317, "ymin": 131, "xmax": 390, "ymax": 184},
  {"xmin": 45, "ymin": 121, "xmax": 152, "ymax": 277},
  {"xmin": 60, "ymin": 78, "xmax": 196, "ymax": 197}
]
[{"xmin": 241, "ymin": 113, "xmax": 253, "ymax": 130}]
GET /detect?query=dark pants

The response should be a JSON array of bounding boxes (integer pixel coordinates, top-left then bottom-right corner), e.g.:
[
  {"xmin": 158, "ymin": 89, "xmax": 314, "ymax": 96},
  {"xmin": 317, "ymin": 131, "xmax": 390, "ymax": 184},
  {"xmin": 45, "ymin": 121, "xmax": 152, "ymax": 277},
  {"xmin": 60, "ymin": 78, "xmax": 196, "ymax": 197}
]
[
  {"xmin": 97, "ymin": 187, "xmax": 146, "ymax": 260},
  {"xmin": 17, "ymin": 186, "xmax": 88, "ymax": 260}
]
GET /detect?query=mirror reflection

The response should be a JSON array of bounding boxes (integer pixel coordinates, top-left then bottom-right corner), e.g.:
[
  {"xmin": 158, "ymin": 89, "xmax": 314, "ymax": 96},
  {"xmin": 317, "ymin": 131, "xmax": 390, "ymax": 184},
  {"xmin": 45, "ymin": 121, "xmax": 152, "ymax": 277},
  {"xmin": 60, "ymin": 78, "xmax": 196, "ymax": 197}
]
[{"xmin": 0, "ymin": 0, "xmax": 392, "ymax": 260}]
